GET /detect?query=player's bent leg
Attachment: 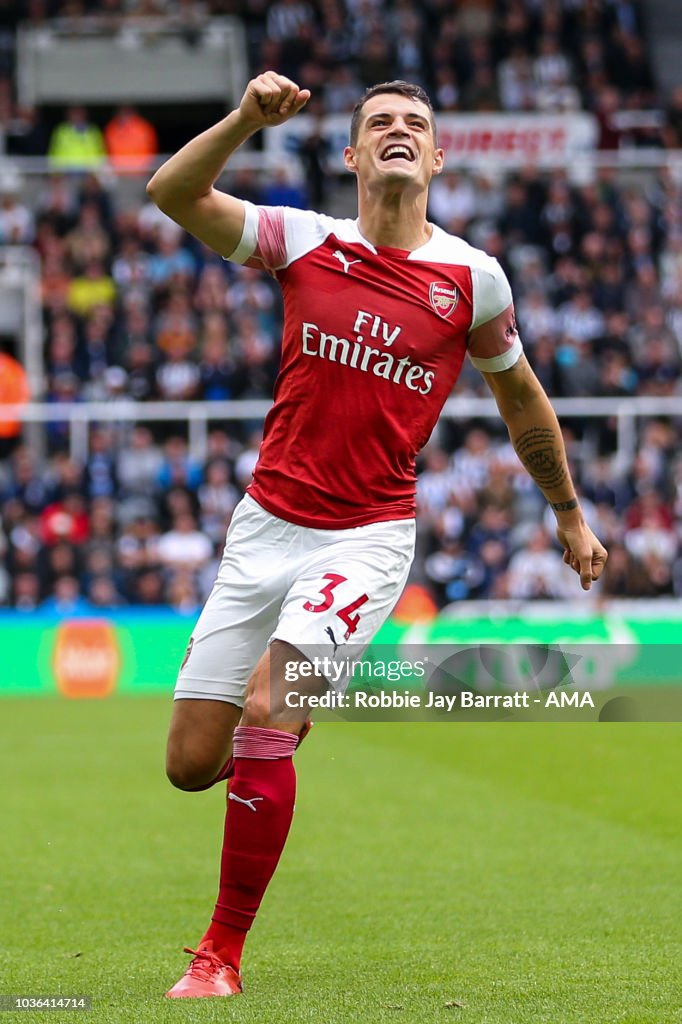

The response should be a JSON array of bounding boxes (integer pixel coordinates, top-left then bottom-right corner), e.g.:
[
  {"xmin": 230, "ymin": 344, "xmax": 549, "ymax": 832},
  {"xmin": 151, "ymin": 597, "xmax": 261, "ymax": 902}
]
[
  {"xmin": 166, "ymin": 698, "xmax": 242, "ymax": 791},
  {"xmin": 166, "ymin": 642, "xmax": 320, "ymax": 999}
]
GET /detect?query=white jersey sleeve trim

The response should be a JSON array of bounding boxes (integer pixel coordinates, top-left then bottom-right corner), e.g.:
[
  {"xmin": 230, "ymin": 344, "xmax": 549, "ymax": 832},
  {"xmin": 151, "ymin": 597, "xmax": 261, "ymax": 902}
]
[
  {"xmin": 469, "ymin": 335, "xmax": 523, "ymax": 372},
  {"xmin": 225, "ymin": 200, "xmax": 259, "ymax": 264},
  {"xmin": 470, "ymin": 259, "xmax": 513, "ymax": 330}
]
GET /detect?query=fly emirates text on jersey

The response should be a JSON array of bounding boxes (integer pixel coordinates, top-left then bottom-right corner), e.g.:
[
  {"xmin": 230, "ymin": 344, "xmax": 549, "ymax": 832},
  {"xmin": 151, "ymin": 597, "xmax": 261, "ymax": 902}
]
[{"xmin": 301, "ymin": 309, "xmax": 436, "ymax": 396}]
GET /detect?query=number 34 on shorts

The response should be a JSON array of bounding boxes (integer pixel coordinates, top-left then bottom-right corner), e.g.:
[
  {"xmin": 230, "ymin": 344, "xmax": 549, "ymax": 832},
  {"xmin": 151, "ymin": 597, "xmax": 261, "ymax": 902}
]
[
  {"xmin": 303, "ymin": 572, "xmax": 371, "ymax": 640},
  {"xmin": 271, "ymin": 513, "xmax": 416, "ymax": 656}
]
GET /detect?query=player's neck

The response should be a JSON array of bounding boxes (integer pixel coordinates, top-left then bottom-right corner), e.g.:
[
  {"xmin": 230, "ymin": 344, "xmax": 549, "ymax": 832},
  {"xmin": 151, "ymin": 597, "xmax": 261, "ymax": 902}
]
[{"xmin": 356, "ymin": 189, "xmax": 432, "ymax": 251}]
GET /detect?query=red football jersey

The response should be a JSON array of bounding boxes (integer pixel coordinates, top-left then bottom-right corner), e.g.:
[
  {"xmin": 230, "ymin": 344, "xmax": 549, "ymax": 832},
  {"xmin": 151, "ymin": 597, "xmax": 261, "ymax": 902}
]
[{"xmin": 227, "ymin": 203, "xmax": 521, "ymax": 528}]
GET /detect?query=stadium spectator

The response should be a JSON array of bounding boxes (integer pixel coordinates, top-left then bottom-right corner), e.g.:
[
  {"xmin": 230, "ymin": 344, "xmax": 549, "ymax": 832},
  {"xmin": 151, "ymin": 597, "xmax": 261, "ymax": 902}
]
[
  {"xmin": 157, "ymin": 436, "xmax": 202, "ymax": 491},
  {"xmin": 450, "ymin": 427, "xmax": 495, "ymax": 498},
  {"xmin": 166, "ymin": 567, "xmax": 202, "ymax": 614},
  {"xmin": 40, "ymin": 492, "xmax": 89, "ymax": 547},
  {"xmin": 47, "ymin": 106, "xmax": 106, "ymax": 170},
  {"xmin": 116, "ymin": 516, "xmax": 161, "ymax": 573},
  {"xmin": 0, "ymin": 176, "xmax": 34, "ymax": 244},
  {"xmin": 507, "ymin": 526, "xmax": 575, "ymax": 600},
  {"xmin": 85, "ymin": 427, "xmax": 118, "ymax": 500},
  {"xmin": 132, "ymin": 567, "xmax": 165, "ymax": 605},
  {"xmin": 266, "ymin": 0, "xmax": 316, "ymax": 43},
  {"xmin": 498, "ymin": 46, "xmax": 536, "ymax": 111},
  {"xmin": 148, "ymin": 229, "xmax": 197, "ymax": 290},
  {"xmin": 197, "ymin": 458, "xmax": 239, "ymax": 542},
  {"xmin": 295, "ymin": 112, "xmax": 331, "ymax": 207},
  {"xmin": 424, "ymin": 535, "xmax": 487, "ymax": 604},
  {"xmin": 41, "ymin": 575, "xmax": 91, "ymax": 614},
  {"xmin": 194, "ymin": 266, "xmax": 227, "ymax": 314},
  {"xmin": 199, "ymin": 321, "xmax": 245, "ymax": 400},
  {"xmin": 260, "ymin": 166, "xmax": 307, "ymax": 209},
  {"xmin": 0, "ymin": 348, "xmax": 30, "ymax": 454},
  {"xmin": 156, "ymin": 346, "xmax": 201, "ymax": 401},
  {"xmin": 158, "ymin": 512, "xmax": 212, "ymax": 571},
  {"xmin": 67, "ymin": 258, "xmax": 116, "ymax": 318},
  {"xmin": 12, "ymin": 571, "xmax": 41, "ymax": 610},
  {"xmin": 117, "ymin": 426, "xmax": 163, "ymax": 497},
  {"xmin": 3, "ymin": 447, "xmax": 48, "ymax": 512},
  {"xmin": 89, "ymin": 574, "xmax": 126, "ymax": 607},
  {"xmin": 36, "ymin": 174, "xmax": 79, "ymax": 234},
  {"xmin": 416, "ymin": 447, "xmax": 456, "ymax": 521},
  {"xmin": 66, "ymin": 201, "xmax": 111, "ymax": 270},
  {"xmin": 124, "ymin": 342, "xmax": 157, "ymax": 401},
  {"xmin": 104, "ymin": 105, "xmax": 159, "ymax": 173},
  {"xmin": 6, "ymin": 105, "xmax": 50, "ymax": 158},
  {"xmin": 153, "ymin": 288, "xmax": 198, "ymax": 354},
  {"xmin": 428, "ymin": 170, "xmax": 477, "ymax": 235}
]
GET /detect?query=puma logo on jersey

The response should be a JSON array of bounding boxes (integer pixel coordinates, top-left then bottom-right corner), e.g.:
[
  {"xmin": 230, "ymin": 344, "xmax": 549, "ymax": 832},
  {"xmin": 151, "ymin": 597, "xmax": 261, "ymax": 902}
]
[
  {"xmin": 228, "ymin": 792, "xmax": 264, "ymax": 812},
  {"xmin": 333, "ymin": 250, "xmax": 362, "ymax": 274}
]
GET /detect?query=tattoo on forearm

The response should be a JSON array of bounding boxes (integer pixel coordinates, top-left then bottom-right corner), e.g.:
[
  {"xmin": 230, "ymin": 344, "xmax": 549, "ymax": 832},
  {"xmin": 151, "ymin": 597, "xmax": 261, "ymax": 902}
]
[
  {"xmin": 514, "ymin": 427, "xmax": 556, "ymax": 455},
  {"xmin": 551, "ymin": 498, "xmax": 579, "ymax": 512},
  {"xmin": 514, "ymin": 427, "xmax": 567, "ymax": 490}
]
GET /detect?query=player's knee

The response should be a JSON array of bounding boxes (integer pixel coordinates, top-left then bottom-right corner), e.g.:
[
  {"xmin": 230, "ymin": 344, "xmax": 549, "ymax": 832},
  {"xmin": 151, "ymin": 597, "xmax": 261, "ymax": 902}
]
[
  {"xmin": 240, "ymin": 692, "xmax": 273, "ymax": 729},
  {"xmin": 165, "ymin": 752, "xmax": 218, "ymax": 791}
]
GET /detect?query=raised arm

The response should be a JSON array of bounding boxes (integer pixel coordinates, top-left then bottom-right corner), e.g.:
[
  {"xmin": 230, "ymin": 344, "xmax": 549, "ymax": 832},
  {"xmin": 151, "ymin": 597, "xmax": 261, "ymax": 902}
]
[
  {"xmin": 146, "ymin": 72, "xmax": 310, "ymax": 256},
  {"xmin": 470, "ymin": 308, "xmax": 608, "ymax": 590}
]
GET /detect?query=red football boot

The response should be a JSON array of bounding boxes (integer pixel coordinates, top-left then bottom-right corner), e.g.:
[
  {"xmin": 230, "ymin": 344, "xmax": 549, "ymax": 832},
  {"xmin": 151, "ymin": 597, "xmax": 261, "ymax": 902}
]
[{"xmin": 165, "ymin": 942, "xmax": 243, "ymax": 999}]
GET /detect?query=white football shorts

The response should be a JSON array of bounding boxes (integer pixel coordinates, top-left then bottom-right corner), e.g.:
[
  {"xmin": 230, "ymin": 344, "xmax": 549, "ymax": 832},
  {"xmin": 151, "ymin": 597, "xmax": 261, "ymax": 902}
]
[{"xmin": 174, "ymin": 494, "xmax": 415, "ymax": 706}]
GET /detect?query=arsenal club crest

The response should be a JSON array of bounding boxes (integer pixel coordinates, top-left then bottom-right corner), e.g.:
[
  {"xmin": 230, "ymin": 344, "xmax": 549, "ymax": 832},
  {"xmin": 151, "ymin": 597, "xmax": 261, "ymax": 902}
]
[{"xmin": 429, "ymin": 282, "xmax": 459, "ymax": 319}]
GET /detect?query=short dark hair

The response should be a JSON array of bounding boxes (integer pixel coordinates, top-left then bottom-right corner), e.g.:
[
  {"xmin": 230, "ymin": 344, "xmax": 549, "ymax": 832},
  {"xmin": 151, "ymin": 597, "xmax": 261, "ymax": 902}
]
[{"xmin": 349, "ymin": 81, "xmax": 437, "ymax": 147}]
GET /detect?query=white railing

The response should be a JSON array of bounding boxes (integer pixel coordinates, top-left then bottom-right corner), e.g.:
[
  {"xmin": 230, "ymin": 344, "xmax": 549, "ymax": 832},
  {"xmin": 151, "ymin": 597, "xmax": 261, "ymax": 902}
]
[
  {"xmin": 1, "ymin": 396, "xmax": 678, "ymax": 464},
  {"xmin": 0, "ymin": 247, "xmax": 43, "ymax": 396}
]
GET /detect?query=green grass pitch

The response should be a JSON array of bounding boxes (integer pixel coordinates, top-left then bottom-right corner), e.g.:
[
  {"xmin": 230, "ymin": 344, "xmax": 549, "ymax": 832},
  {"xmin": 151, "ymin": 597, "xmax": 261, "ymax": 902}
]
[{"xmin": 1, "ymin": 697, "xmax": 680, "ymax": 1024}]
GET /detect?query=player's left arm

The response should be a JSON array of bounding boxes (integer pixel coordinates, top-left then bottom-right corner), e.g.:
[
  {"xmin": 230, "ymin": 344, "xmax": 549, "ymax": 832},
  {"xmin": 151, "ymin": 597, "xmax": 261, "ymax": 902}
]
[{"xmin": 470, "ymin": 306, "xmax": 608, "ymax": 591}]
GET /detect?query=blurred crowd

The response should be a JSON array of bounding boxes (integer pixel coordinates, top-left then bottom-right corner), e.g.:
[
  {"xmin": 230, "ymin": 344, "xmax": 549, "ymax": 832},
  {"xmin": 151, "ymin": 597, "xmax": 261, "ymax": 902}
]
[
  {"xmin": 2, "ymin": 0, "xmax": 682, "ymax": 140},
  {"xmin": 2, "ymin": 408, "xmax": 682, "ymax": 611},
  {"xmin": 2, "ymin": 162, "xmax": 682, "ymax": 409},
  {"xmin": 2, "ymin": 0, "xmax": 682, "ymax": 609},
  {"xmin": 0, "ymin": 1, "xmax": 677, "ymax": 129},
  {"xmin": 0, "ymin": 429, "xmax": 262, "ymax": 613},
  {"xmin": 22, "ymin": 168, "xmax": 284, "ymax": 409},
  {"xmin": 416, "ymin": 419, "xmax": 682, "ymax": 605}
]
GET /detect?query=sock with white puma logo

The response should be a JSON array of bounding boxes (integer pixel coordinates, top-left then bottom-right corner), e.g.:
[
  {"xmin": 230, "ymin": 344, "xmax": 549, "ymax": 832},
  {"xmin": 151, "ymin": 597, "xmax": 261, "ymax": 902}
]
[{"xmin": 200, "ymin": 726, "xmax": 298, "ymax": 971}]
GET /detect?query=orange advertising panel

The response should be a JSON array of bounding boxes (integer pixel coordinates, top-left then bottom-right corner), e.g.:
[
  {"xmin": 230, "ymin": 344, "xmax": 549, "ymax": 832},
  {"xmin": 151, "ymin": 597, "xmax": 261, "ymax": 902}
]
[{"xmin": 53, "ymin": 619, "xmax": 121, "ymax": 698}]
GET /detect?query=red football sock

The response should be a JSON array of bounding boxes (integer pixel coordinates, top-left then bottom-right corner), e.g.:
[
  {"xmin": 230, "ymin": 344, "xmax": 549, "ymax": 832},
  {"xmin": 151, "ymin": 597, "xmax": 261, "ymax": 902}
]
[{"xmin": 201, "ymin": 726, "xmax": 298, "ymax": 971}]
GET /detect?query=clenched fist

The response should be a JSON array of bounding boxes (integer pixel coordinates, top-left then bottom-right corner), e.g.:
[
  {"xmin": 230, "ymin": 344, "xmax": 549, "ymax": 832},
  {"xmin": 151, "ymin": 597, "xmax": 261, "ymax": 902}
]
[
  {"xmin": 239, "ymin": 71, "xmax": 311, "ymax": 130},
  {"xmin": 556, "ymin": 521, "xmax": 608, "ymax": 591}
]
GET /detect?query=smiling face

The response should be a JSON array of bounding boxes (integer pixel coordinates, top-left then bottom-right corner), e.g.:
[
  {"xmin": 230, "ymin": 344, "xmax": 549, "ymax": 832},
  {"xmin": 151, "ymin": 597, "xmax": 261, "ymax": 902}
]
[{"xmin": 344, "ymin": 92, "xmax": 444, "ymax": 195}]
